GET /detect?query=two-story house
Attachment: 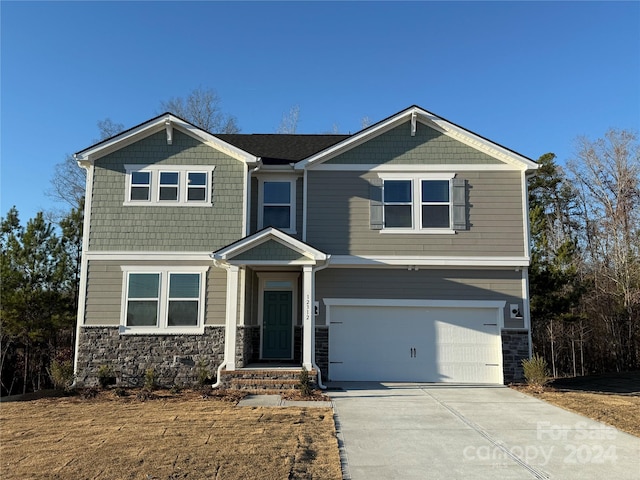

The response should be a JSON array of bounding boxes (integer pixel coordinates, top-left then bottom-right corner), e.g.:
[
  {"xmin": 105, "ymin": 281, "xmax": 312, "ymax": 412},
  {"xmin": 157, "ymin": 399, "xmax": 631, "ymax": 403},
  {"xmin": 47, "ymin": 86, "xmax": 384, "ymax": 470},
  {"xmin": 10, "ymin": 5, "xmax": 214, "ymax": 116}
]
[{"xmin": 73, "ymin": 105, "xmax": 538, "ymax": 389}]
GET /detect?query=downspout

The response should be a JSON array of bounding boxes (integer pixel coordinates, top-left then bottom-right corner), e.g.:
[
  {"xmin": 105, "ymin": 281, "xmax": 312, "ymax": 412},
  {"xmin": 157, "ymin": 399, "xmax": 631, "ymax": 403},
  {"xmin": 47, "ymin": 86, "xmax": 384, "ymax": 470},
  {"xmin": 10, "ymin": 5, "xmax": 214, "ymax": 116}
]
[
  {"xmin": 246, "ymin": 159, "xmax": 263, "ymax": 236},
  {"xmin": 211, "ymin": 258, "xmax": 229, "ymax": 389},
  {"xmin": 311, "ymin": 256, "xmax": 331, "ymax": 389}
]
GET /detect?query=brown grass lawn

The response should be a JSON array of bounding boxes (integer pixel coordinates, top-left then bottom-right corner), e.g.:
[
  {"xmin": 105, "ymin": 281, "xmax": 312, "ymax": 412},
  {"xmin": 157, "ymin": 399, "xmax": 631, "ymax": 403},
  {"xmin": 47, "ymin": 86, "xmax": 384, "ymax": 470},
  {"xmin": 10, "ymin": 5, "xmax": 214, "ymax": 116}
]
[
  {"xmin": 0, "ymin": 390, "xmax": 342, "ymax": 480},
  {"xmin": 513, "ymin": 386, "xmax": 640, "ymax": 438}
]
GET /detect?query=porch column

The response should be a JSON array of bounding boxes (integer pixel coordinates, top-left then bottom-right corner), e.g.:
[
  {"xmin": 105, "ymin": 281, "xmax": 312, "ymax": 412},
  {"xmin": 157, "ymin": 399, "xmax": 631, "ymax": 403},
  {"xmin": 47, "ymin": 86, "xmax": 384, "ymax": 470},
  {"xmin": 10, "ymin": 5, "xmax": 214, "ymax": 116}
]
[
  {"xmin": 224, "ymin": 265, "xmax": 240, "ymax": 371},
  {"xmin": 302, "ymin": 265, "xmax": 314, "ymax": 370}
]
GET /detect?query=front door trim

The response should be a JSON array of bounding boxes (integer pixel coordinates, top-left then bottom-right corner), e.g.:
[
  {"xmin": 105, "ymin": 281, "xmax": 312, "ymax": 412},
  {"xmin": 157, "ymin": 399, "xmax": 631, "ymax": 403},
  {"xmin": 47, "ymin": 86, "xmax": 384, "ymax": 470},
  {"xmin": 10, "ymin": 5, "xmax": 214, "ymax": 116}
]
[{"xmin": 257, "ymin": 272, "xmax": 299, "ymax": 360}]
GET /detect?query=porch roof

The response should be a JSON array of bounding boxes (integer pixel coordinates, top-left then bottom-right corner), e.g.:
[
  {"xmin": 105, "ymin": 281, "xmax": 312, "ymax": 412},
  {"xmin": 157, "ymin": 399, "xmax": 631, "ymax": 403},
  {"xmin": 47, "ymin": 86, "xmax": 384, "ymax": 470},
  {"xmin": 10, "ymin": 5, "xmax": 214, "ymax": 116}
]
[{"xmin": 211, "ymin": 227, "xmax": 329, "ymax": 266}]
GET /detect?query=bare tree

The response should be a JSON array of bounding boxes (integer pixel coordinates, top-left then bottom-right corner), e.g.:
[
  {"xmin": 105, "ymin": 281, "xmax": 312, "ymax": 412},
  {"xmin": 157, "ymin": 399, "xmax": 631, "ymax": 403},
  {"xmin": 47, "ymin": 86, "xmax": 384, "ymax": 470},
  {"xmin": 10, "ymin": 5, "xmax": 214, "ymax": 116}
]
[
  {"xmin": 160, "ymin": 87, "xmax": 240, "ymax": 133},
  {"xmin": 47, "ymin": 118, "xmax": 124, "ymax": 213},
  {"xmin": 276, "ymin": 105, "xmax": 300, "ymax": 134},
  {"xmin": 567, "ymin": 129, "xmax": 640, "ymax": 370}
]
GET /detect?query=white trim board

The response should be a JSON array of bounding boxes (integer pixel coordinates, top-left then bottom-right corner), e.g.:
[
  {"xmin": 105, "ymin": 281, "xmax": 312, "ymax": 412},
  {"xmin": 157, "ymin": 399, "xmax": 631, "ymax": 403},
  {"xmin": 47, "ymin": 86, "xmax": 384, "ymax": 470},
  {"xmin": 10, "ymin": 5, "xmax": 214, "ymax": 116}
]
[
  {"xmin": 327, "ymin": 255, "xmax": 530, "ymax": 267},
  {"xmin": 323, "ymin": 298, "xmax": 506, "ymax": 309},
  {"xmin": 85, "ymin": 251, "xmax": 215, "ymax": 261}
]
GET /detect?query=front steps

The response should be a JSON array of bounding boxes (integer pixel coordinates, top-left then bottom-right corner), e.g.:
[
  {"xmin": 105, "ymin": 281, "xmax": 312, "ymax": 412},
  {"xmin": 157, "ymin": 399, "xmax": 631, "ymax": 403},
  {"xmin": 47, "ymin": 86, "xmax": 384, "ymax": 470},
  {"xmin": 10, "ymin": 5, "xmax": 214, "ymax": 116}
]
[{"xmin": 219, "ymin": 367, "xmax": 317, "ymax": 392}]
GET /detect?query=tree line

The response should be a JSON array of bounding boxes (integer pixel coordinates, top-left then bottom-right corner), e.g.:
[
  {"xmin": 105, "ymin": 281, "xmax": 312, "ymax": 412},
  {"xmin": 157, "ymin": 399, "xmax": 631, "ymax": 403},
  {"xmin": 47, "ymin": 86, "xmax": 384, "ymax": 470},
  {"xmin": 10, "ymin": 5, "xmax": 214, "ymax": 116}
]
[{"xmin": 1, "ymin": 89, "xmax": 638, "ymax": 395}]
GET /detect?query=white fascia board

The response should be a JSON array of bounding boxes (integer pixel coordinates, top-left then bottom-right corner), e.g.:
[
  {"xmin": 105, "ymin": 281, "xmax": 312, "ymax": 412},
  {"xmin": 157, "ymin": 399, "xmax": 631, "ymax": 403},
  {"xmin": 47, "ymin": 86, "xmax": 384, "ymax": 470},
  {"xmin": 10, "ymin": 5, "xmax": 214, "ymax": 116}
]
[
  {"xmin": 74, "ymin": 114, "xmax": 258, "ymax": 165},
  {"xmin": 85, "ymin": 251, "xmax": 215, "ymax": 261},
  {"xmin": 328, "ymin": 255, "xmax": 530, "ymax": 267},
  {"xmin": 296, "ymin": 106, "xmax": 539, "ymax": 173},
  {"xmin": 296, "ymin": 109, "xmax": 413, "ymax": 170},
  {"xmin": 323, "ymin": 298, "xmax": 506, "ymax": 310}
]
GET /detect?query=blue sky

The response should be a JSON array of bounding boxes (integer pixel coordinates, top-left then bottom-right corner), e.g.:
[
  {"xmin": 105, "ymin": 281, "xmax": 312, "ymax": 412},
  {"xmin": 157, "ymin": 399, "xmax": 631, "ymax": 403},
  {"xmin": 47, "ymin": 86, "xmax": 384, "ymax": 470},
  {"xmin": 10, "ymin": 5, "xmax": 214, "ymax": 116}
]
[{"xmin": 2, "ymin": 1, "xmax": 639, "ymax": 223}]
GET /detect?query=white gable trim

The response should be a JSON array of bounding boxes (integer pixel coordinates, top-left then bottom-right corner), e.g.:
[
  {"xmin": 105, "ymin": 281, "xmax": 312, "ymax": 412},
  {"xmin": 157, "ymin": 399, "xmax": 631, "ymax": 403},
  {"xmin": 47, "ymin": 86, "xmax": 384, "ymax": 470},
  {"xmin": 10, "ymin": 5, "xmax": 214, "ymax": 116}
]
[
  {"xmin": 212, "ymin": 227, "xmax": 328, "ymax": 262},
  {"xmin": 74, "ymin": 114, "xmax": 258, "ymax": 165},
  {"xmin": 295, "ymin": 106, "xmax": 538, "ymax": 172}
]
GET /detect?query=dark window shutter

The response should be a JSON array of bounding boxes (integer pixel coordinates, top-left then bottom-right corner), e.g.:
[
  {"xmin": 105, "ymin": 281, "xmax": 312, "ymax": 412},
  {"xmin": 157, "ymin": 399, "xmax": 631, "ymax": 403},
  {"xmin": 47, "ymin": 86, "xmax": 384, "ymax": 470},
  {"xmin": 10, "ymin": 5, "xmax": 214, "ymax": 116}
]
[
  {"xmin": 452, "ymin": 178, "xmax": 467, "ymax": 230},
  {"xmin": 210, "ymin": 170, "xmax": 214, "ymax": 203},
  {"xmin": 369, "ymin": 177, "xmax": 383, "ymax": 230}
]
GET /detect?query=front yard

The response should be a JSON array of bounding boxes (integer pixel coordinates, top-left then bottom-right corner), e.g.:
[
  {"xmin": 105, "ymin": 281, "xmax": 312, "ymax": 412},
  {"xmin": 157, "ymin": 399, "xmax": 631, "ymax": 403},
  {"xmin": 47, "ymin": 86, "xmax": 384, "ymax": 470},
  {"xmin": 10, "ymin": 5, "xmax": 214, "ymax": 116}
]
[{"xmin": 0, "ymin": 390, "xmax": 342, "ymax": 480}]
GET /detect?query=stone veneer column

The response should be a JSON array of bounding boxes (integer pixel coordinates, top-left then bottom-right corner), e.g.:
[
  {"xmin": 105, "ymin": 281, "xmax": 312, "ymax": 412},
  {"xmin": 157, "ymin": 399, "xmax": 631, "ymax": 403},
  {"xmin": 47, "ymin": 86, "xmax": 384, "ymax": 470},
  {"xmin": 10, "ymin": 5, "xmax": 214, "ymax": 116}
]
[{"xmin": 502, "ymin": 330, "xmax": 529, "ymax": 383}]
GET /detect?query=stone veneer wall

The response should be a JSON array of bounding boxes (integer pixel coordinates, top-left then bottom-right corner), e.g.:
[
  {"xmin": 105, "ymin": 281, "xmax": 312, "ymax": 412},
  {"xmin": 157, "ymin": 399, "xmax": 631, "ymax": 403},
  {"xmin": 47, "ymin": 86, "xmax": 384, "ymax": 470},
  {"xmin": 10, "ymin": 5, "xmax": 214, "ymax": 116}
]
[
  {"xmin": 76, "ymin": 326, "xmax": 225, "ymax": 387},
  {"xmin": 502, "ymin": 330, "xmax": 529, "ymax": 384}
]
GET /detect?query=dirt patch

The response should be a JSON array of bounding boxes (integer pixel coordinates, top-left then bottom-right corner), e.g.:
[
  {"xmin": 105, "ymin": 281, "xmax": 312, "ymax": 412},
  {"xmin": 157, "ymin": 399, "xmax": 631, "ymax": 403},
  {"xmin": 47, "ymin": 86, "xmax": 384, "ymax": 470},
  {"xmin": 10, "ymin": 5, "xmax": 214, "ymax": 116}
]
[
  {"xmin": 0, "ymin": 389, "xmax": 342, "ymax": 480},
  {"xmin": 512, "ymin": 385, "xmax": 640, "ymax": 438}
]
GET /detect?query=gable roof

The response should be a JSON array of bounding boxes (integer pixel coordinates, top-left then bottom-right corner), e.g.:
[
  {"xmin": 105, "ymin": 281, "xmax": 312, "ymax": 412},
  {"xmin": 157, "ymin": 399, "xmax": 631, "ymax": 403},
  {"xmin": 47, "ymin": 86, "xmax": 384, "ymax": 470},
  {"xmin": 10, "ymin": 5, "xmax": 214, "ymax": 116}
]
[
  {"xmin": 294, "ymin": 105, "xmax": 539, "ymax": 172},
  {"xmin": 215, "ymin": 134, "xmax": 350, "ymax": 164},
  {"xmin": 74, "ymin": 112, "xmax": 259, "ymax": 166},
  {"xmin": 212, "ymin": 227, "xmax": 329, "ymax": 265}
]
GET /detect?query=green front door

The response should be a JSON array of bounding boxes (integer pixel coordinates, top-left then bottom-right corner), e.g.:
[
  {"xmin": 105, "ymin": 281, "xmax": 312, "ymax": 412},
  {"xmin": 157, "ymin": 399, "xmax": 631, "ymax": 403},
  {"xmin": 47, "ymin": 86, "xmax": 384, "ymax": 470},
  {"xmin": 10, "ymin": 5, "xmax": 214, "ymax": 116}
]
[{"xmin": 262, "ymin": 291, "xmax": 293, "ymax": 359}]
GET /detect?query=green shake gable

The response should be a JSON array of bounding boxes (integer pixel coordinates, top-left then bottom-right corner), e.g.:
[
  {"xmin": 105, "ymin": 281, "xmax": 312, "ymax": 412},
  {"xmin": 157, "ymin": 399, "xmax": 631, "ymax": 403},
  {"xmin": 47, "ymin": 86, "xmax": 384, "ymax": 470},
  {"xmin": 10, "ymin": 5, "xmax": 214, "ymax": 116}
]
[
  {"xmin": 89, "ymin": 129, "xmax": 246, "ymax": 252},
  {"xmin": 325, "ymin": 120, "xmax": 503, "ymax": 165}
]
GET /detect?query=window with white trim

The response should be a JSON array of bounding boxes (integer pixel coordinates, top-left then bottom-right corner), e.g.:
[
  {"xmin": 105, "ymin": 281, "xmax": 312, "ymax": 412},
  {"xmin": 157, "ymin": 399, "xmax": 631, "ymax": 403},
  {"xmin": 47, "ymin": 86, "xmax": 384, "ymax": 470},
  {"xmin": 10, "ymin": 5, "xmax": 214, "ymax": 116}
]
[
  {"xmin": 259, "ymin": 178, "xmax": 296, "ymax": 232},
  {"xmin": 124, "ymin": 165, "xmax": 213, "ymax": 206},
  {"xmin": 379, "ymin": 173, "xmax": 457, "ymax": 232},
  {"xmin": 121, "ymin": 266, "xmax": 208, "ymax": 334},
  {"xmin": 130, "ymin": 171, "xmax": 151, "ymax": 201}
]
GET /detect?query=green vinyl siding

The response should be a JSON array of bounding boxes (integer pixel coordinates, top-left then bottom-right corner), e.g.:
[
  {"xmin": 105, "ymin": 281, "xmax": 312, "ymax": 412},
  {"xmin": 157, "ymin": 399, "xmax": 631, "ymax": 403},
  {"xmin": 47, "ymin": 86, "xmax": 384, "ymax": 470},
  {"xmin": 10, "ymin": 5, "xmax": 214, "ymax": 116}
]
[
  {"xmin": 89, "ymin": 130, "xmax": 245, "ymax": 251},
  {"xmin": 325, "ymin": 121, "xmax": 503, "ymax": 165},
  {"xmin": 315, "ymin": 268, "xmax": 525, "ymax": 329},
  {"xmin": 232, "ymin": 239, "xmax": 309, "ymax": 262},
  {"xmin": 83, "ymin": 260, "xmax": 227, "ymax": 326},
  {"xmin": 306, "ymin": 170, "xmax": 524, "ymax": 257}
]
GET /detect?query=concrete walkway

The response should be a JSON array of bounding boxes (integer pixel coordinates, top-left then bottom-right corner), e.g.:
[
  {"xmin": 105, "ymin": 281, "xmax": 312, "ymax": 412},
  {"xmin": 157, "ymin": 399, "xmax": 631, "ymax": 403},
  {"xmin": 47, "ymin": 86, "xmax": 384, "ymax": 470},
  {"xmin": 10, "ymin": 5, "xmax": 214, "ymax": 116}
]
[{"xmin": 328, "ymin": 383, "xmax": 640, "ymax": 480}]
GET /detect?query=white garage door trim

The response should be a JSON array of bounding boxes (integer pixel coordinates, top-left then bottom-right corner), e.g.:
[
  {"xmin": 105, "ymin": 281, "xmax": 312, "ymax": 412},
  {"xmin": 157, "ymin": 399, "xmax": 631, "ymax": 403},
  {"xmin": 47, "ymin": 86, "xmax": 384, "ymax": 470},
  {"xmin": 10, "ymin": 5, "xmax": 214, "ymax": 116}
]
[{"xmin": 325, "ymin": 298, "xmax": 506, "ymax": 384}]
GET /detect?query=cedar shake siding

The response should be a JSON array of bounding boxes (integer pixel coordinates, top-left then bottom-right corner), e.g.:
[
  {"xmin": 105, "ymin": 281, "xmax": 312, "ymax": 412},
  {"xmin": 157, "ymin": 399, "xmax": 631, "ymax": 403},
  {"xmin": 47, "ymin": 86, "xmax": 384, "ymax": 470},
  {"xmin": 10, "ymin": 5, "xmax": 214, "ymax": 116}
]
[{"xmin": 89, "ymin": 130, "xmax": 245, "ymax": 252}]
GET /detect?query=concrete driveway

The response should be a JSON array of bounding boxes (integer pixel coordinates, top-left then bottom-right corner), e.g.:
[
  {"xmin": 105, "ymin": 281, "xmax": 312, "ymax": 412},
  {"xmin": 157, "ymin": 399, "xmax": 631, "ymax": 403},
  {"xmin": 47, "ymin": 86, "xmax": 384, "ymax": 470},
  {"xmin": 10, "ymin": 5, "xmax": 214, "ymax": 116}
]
[{"xmin": 328, "ymin": 383, "xmax": 640, "ymax": 480}]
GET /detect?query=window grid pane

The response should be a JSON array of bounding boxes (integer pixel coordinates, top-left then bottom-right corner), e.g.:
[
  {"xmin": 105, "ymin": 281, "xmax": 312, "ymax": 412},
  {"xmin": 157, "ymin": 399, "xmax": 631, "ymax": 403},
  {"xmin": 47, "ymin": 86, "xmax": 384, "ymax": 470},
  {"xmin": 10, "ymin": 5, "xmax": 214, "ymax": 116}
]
[
  {"xmin": 422, "ymin": 205, "xmax": 450, "ymax": 228},
  {"xmin": 422, "ymin": 180, "xmax": 449, "ymax": 202},
  {"xmin": 187, "ymin": 172, "xmax": 207, "ymax": 202},
  {"xmin": 169, "ymin": 274, "xmax": 200, "ymax": 298},
  {"xmin": 263, "ymin": 206, "xmax": 291, "ymax": 229},
  {"xmin": 128, "ymin": 273, "xmax": 159, "ymax": 298},
  {"xmin": 264, "ymin": 182, "xmax": 291, "ymax": 204}
]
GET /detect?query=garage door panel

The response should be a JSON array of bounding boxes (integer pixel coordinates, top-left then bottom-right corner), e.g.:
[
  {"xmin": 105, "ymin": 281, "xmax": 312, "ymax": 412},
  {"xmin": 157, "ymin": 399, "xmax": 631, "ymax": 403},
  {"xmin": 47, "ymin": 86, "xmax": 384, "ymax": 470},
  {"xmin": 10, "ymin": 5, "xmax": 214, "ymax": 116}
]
[{"xmin": 328, "ymin": 304, "xmax": 503, "ymax": 384}]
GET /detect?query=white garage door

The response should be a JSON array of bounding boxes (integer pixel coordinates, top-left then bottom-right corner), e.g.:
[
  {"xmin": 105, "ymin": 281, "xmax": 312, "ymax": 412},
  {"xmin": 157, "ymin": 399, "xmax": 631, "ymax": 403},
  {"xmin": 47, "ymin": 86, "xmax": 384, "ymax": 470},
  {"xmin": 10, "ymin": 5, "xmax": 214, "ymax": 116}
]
[{"xmin": 327, "ymin": 301, "xmax": 504, "ymax": 384}]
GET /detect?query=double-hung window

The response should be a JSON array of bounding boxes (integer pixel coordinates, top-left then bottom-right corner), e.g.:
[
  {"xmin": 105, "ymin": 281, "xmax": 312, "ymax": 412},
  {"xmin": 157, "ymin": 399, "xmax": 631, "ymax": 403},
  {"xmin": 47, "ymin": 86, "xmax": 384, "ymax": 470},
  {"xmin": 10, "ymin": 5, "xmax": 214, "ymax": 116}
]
[
  {"xmin": 121, "ymin": 266, "xmax": 208, "ymax": 334},
  {"xmin": 159, "ymin": 172, "xmax": 179, "ymax": 201},
  {"xmin": 130, "ymin": 172, "xmax": 151, "ymax": 201},
  {"xmin": 379, "ymin": 173, "xmax": 457, "ymax": 233},
  {"xmin": 124, "ymin": 165, "xmax": 213, "ymax": 206},
  {"xmin": 259, "ymin": 178, "xmax": 296, "ymax": 233}
]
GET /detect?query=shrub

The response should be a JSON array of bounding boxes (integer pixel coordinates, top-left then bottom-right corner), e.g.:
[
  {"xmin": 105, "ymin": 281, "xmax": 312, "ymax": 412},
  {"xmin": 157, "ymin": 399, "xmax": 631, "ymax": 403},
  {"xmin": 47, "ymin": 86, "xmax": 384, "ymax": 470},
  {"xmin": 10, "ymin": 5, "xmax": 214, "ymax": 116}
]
[
  {"xmin": 97, "ymin": 365, "xmax": 116, "ymax": 388},
  {"xmin": 195, "ymin": 358, "xmax": 211, "ymax": 388},
  {"xmin": 522, "ymin": 355, "xmax": 550, "ymax": 388},
  {"xmin": 50, "ymin": 350, "xmax": 74, "ymax": 390},
  {"xmin": 297, "ymin": 366, "xmax": 313, "ymax": 397},
  {"xmin": 143, "ymin": 368, "xmax": 157, "ymax": 391}
]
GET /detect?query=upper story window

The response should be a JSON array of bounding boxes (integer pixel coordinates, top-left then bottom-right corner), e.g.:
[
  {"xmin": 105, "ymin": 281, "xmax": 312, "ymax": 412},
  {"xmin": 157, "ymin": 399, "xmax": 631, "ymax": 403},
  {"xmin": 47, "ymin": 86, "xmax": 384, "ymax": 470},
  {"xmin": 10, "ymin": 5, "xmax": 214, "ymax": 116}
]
[
  {"xmin": 124, "ymin": 165, "xmax": 214, "ymax": 207},
  {"xmin": 258, "ymin": 178, "xmax": 296, "ymax": 233},
  {"xmin": 130, "ymin": 171, "xmax": 151, "ymax": 201},
  {"xmin": 377, "ymin": 173, "xmax": 460, "ymax": 233},
  {"xmin": 121, "ymin": 266, "xmax": 208, "ymax": 334}
]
